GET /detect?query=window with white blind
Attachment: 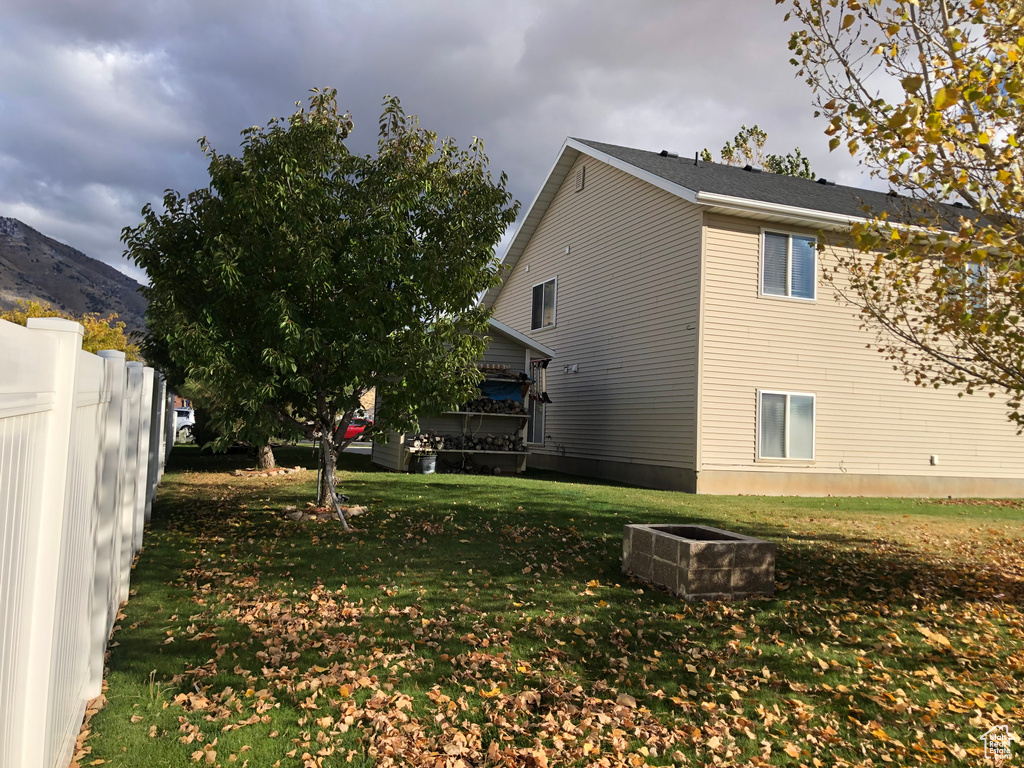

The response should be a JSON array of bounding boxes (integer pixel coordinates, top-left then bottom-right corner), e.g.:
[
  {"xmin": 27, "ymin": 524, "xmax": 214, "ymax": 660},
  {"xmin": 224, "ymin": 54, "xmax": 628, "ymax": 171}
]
[
  {"xmin": 959, "ymin": 260, "xmax": 988, "ymax": 313},
  {"xmin": 758, "ymin": 390, "xmax": 815, "ymax": 460},
  {"xmin": 531, "ymin": 278, "xmax": 556, "ymax": 330},
  {"xmin": 762, "ymin": 231, "xmax": 816, "ymax": 300}
]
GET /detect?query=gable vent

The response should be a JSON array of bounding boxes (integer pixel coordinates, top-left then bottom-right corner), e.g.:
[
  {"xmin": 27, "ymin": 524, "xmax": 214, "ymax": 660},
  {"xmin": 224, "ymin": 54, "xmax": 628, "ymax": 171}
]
[{"xmin": 574, "ymin": 166, "xmax": 585, "ymax": 192}]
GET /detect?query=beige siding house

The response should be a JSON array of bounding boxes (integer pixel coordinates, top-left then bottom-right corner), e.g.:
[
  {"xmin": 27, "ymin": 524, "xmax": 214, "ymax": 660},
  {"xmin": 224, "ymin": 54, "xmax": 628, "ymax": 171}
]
[{"xmin": 485, "ymin": 138, "xmax": 1024, "ymax": 497}]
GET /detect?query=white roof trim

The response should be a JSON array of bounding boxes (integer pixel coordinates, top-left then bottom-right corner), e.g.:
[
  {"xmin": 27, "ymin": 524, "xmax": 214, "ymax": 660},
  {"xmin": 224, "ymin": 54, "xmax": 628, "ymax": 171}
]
[
  {"xmin": 565, "ymin": 138, "xmax": 700, "ymax": 205},
  {"xmin": 488, "ymin": 318, "xmax": 556, "ymax": 359},
  {"xmin": 481, "ymin": 139, "xmax": 581, "ymax": 310},
  {"xmin": 694, "ymin": 191, "xmax": 870, "ymax": 230}
]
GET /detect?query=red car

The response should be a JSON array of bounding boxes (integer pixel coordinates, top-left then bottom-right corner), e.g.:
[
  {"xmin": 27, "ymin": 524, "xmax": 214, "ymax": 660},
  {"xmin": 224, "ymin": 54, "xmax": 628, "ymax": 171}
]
[{"xmin": 337, "ymin": 417, "xmax": 373, "ymax": 441}]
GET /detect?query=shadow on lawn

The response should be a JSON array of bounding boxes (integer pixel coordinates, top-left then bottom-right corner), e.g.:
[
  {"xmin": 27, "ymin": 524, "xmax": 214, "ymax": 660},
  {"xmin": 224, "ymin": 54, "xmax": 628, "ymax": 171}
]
[{"xmin": 164, "ymin": 446, "xmax": 1024, "ymax": 608}]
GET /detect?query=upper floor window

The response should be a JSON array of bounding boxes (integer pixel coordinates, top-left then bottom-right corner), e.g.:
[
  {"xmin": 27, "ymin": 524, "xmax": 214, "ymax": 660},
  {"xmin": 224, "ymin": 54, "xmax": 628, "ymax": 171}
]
[
  {"xmin": 762, "ymin": 231, "xmax": 816, "ymax": 300},
  {"xmin": 531, "ymin": 278, "xmax": 556, "ymax": 330},
  {"xmin": 958, "ymin": 260, "xmax": 988, "ymax": 313}
]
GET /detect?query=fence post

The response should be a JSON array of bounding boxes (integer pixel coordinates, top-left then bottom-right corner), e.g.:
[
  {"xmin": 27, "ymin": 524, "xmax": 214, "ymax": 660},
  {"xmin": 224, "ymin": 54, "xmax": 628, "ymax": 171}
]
[
  {"xmin": 165, "ymin": 390, "xmax": 175, "ymax": 461},
  {"xmin": 145, "ymin": 373, "xmax": 162, "ymax": 520},
  {"xmin": 89, "ymin": 350, "xmax": 126, "ymax": 699},
  {"xmin": 121, "ymin": 362, "xmax": 143, "ymax": 592},
  {"xmin": 135, "ymin": 368, "xmax": 153, "ymax": 535},
  {"xmin": 13, "ymin": 318, "xmax": 83, "ymax": 768}
]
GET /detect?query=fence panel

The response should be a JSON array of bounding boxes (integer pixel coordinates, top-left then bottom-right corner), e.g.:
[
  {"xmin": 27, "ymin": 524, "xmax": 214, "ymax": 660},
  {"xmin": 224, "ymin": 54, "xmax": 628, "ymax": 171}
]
[
  {"xmin": 92, "ymin": 351, "xmax": 127, "ymax": 694},
  {"xmin": 44, "ymin": 348, "xmax": 108, "ymax": 768},
  {"xmin": 122, "ymin": 362, "xmax": 144, "ymax": 584},
  {"xmin": 0, "ymin": 320, "xmax": 60, "ymax": 768},
  {"xmin": 0, "ymin": 319, "xmax": 167, "ymax": 768}
]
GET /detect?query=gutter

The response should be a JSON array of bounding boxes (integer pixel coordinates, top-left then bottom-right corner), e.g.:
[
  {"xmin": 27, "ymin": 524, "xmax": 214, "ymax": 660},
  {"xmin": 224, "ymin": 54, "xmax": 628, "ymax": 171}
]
[{"xmin": 693, "ymin": 191, "xmax": 869, "ymax": 230}]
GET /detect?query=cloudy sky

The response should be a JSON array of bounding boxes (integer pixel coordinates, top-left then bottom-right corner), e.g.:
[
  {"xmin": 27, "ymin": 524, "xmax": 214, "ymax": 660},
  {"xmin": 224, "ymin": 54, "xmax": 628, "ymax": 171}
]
[{"xmin": 0, "ymin": 0, "xmax": 878, "ymax": 283}]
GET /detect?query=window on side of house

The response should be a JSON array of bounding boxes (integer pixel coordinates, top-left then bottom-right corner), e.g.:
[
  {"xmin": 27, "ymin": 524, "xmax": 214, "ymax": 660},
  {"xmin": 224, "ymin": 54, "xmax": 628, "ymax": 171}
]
[
  {"xmin": 527, "ymin": 396, "xmax": 545, "ymax": 444},
  {"xmin": 527, "ymin": 359, "xmax": 547, "ymax": 444},
  {"xmin": 758, "ymin": 390, "xmax": 815, "ymax": 460},
  {"xmin": 762, "ymin": 232, "xmax": 816, "ymax": 300},
  {"xmin": 531, "ymin": 278, "xmax": 556, "ymax": 330},
  {"xmin": 959, "ymin": 259, "xmax": 988, "ymax": 312}
]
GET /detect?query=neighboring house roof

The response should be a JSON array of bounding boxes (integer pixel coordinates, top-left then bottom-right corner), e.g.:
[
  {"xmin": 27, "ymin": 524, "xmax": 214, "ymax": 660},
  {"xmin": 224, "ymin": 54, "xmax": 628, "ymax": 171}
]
[
  {"xmin": 483, "ymin": 137, "xmax": 975, "ymax": 309},
  {"xmin": 488, "ymin": 317, "xmax": 556, "ymax": 359}
]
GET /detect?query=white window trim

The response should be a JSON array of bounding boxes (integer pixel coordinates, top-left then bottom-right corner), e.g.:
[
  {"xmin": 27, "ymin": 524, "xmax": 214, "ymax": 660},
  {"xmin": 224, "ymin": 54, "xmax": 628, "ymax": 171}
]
[
  {"xmin": 756, "ymin": 389, "xmax": 816, "ymax": 461},
  {"xmin": 960, "ymin": 260, "xmax": 989, "ymax": 312},
  {"xmin": 759, "ymin": 228, "xmax": 818, "ymax": 303},
  {"xmin": 526, "ymin": 352, "xmax": 546, "ymax": 446},
  {"xmin": 527, "ymin": 398, "xmax": 545, "ymax": 445},
  {"xmin": 530, "ymin": 276, "xmax": 557, "ymax": 331}
]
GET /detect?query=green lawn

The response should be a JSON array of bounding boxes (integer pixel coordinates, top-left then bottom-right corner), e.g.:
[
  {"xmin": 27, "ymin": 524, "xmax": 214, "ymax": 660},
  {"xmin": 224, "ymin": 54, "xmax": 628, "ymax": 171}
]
[{"xmin": 77, "ymin": 446, "xmax": 1023, "ymax": 767}]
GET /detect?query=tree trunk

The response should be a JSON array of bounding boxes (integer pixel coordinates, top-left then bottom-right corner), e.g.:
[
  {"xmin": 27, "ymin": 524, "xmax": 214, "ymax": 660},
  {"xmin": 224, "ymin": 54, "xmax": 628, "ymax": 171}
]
[
  {"xmin": 317, "ymin": 427, "xmax": 351, "ymax": 531},
  {"xmin": 257, "ymin": 443, "xmax": 276, "ymax": 470},
  {"xmin": 317, "ymin": 430, "xmax": 336, "ymax": 508}
]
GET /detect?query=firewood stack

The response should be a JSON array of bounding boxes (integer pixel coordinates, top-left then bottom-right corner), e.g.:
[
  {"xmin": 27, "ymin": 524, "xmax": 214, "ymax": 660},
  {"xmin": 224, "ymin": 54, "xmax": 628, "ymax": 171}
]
[
  {"xmin": 461, "ymin": 397, "xmax": 528, "ymax": 415},
  {"xmin": 410, "ymin": 430, "xmax": 525, "ymax": 452}
]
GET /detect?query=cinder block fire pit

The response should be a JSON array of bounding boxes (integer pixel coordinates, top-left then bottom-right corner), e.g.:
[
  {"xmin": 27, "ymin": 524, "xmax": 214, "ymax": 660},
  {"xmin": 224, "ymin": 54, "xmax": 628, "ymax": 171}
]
[{"xmin": 622, "ymin": 524, "xmax": 775, "ymax": 601}]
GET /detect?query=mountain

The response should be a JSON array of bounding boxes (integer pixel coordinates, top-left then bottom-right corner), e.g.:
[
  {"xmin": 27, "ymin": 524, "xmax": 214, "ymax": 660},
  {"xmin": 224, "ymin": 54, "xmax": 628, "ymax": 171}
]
[{"xmin": 0, "ymin": 217, "xmax": 147, "ymax": 337}]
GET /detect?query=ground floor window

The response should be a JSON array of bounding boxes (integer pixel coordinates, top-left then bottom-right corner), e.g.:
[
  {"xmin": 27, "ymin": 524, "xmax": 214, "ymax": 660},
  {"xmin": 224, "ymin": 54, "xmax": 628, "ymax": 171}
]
[
  {"xmin": 527, "ymin": 397, "xmax": 545, "ymax": 444},
  {"xmin": 758, "ymin": 390, "xmax": 815, "ymax": 460},
  {"xmin": 527, "ymin": 358, "xmax": 548, "ymax": 444}
]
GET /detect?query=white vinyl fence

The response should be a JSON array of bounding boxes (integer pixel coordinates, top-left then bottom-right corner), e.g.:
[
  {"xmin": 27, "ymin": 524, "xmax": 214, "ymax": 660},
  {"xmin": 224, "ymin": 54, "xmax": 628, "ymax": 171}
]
[{"xmin": 0, "ymin": 317, "xmax": 171, "ymax": 768}]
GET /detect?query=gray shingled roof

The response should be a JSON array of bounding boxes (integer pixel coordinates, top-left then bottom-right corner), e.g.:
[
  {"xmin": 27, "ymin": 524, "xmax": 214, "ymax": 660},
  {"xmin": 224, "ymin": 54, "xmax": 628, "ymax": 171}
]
[{"xmin": 573, "ymin": 138, "xmax": 975, "ymax": 225}]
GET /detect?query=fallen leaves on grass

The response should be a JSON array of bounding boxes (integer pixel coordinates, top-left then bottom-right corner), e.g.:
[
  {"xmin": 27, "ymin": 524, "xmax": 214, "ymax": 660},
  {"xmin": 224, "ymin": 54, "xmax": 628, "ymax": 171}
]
[{"xmin": 80, "ymin": 464, "xmax": 1024, "ymax": 767}]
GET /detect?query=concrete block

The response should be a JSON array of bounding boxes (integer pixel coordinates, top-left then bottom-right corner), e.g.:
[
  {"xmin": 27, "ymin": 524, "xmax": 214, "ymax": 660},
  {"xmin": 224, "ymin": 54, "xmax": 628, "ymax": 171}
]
[
  {"xmin": 653, "ymin": 534, "xmax": 679, "ymax": 563},
  {"xmin": 684, "ymin": 568, "xmax": 731, "ymax": 597},
  {"xmin": 733, "ymin": 542, "xmax": 776, "ymax": 569},
  {"xmin": 651, "ymin": 559, "xmax": 680, "ymax": 595},
  {"xmin": 689, "ymin": 541, "xmax": 734, "ymax": 570},
  {"xmin": 731, "ymin": 565, "xmax": 775, "ymax": 595},
  {"xmin": 630, "ymin": 527, "xmax": 655, "ymax": 558},
  {"xmin": 630, "ymin": 553, "xmax": 653, "ymax": 581}
]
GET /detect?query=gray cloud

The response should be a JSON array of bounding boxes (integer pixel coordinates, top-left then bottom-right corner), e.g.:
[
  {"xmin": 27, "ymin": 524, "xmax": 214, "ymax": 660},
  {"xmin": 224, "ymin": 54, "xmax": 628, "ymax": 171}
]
[{"xmin": 0, "ymin": 0, "xmax": 875, "ymax": 282}]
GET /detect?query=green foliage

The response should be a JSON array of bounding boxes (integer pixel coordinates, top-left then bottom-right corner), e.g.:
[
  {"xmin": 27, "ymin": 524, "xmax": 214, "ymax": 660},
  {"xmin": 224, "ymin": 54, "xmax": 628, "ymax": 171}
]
[
  {"xmin": 702, "ymin": 124, "xmax": 816, "ymax": 178},
  {"xmin": 123, "ymin": 89, "xmax": 518, "ymax": 498},
  {"xmin": 0, "ymin": 299, "xmax": 142, "ymax": 360},
  {"xmin": 782, "ymin": 0, "xmax": 1024, "ymax": 428},
  {"xmin": 764, "ymin": 145, "xmax": 816, "ymax": 179}
]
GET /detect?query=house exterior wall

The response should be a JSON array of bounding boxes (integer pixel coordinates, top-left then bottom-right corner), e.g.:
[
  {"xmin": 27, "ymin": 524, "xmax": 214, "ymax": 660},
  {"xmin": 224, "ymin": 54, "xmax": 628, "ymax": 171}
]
[
  {"xmin": 491, "ymin": 155, "xmax": 703, "ymax": 490},
  {"xmin": 482, "ymin": 333, "xmax": 527, "ymax": 370},
  {"xmin": 697, "ymin": 213, "xmax": 1024, "ymax": 496}
]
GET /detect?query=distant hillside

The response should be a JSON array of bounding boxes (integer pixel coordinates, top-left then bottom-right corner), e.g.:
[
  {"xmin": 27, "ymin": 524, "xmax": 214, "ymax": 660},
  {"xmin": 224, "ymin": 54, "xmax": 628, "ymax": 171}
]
[{"xmin": 0, "ymin": 217, "xmax": 147, "ymax": 337}]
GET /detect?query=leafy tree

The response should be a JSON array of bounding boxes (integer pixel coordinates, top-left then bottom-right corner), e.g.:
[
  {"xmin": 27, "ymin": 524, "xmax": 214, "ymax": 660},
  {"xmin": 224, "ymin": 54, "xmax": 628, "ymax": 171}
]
[
  {"xmin": 1, "ymin": 299, "xmax": 142, "ymax": 360},
  {"xmin": 782, "ymin": 0, "xmax": 1024, "ymax": 428},
  {"xmin": 124, "ymin": 89, "xmax": 518, "ymax": 511},
  {"xmin": 700, "ymin": 124, "xmax": 816, "ymax": 178}
]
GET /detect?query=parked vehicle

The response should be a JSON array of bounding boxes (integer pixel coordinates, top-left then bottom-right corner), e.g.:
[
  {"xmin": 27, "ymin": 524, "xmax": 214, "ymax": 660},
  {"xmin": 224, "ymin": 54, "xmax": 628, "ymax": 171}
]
[
  {"xmin": 338, "ymin": 417, "xmax": 373, "ymax": 441},
  {"xmin": 175, "ymin": 407, "xmax": 195, "ymax": 442}
]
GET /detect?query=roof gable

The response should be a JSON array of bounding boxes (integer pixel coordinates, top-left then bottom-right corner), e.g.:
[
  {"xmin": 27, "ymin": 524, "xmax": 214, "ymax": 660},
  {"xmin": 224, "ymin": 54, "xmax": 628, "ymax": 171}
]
[
  {"xmin": 487, "ymin": 318, "xmax": 555, "ymax": 359},
  {"xmin": 483, "ymin": 137, "xmax": 976, "ymax": 310}
]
